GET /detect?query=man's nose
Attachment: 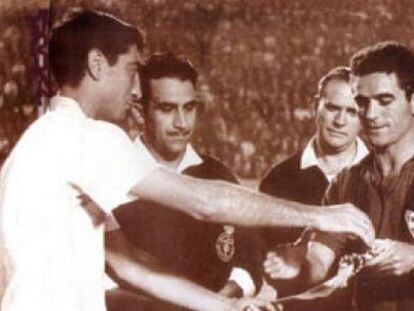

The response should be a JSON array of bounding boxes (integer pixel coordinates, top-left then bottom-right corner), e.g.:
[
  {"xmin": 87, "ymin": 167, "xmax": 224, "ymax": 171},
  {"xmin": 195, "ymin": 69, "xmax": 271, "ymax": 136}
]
[
  {"xmin": 365, "ymin": 101, "xmax": 380, "ymax": 121},
  {"xmin": 131, "ymin": 73, "xmax": 142, "ymax": 102},
  {"xmin": 173, "ymin": 108, "xmax": 188, "ymax": 129},
  {"xmin": 333, "ymin": 110, "xmax": 346, "ymax": 126}
]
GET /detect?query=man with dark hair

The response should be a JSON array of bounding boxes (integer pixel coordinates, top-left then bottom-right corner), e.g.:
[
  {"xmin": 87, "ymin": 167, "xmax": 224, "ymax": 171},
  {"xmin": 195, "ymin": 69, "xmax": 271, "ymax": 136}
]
[
  {"xmin": 108, "ymin": 53, "xmax": 261, "ymax": 305},
  {"xmin": 281, "ymin": 41, "xmax": 414, "ymax": 311},
  {"xmin": 0, "ymin": 9, "xmax": 374, "ymax": 311},
  {"xmin": 49, "ymin": 9, "xmax": 145, "ymax": 90},
  {"xmin": 258, "ymin": 66, "xmax": 368, "ymax": 309}
]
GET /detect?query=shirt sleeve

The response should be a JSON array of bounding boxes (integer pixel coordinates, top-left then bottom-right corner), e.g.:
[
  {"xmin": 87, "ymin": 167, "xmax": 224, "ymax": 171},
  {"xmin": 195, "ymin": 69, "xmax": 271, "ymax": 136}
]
[{"xmin": 73, "ymin": 122, "xmax": 159, "ymax": 214}]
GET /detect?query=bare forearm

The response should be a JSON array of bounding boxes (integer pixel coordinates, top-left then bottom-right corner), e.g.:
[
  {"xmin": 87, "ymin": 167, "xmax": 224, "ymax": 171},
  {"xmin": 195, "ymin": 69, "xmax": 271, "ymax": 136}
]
[
  {"xmin": 199, "ymin": 179, "xmax": 321, "ymax": 227},
  {"xmin": 109, "ymin": 257, "xmax": 231, "ymax": 310},
  {"xmin": 105, "ymin": 230, "xmax": 232, "ymax": 311},
  {"xmin": 133, "ymin": 168, "xmax": 320, "ymax": 227},
  {"xmin": 132, "ymin": 168, "xmax": 374, "ymax": 245}
]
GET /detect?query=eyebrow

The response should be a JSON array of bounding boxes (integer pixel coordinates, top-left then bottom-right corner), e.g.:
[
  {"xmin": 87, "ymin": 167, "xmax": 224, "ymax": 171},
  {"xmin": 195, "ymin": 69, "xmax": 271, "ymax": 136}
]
[
  {"xmin": 155, "ymin": 100, "xmax": 198, "ymax": 106},
  {"xmin": 372, "ymin": 93, "xmax": 395, "ymax": 100},
  {"xmin": 325, "ymin": 102, "xmax": 341, "ymax": 108}
]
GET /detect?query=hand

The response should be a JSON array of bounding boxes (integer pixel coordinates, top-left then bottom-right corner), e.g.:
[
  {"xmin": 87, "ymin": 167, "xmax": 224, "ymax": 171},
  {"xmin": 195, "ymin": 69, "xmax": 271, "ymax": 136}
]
[
  {"xmin": 365, "ymin": 239, "xmax": 414, "ymax": 276},
  {"xmin": 219, "ymin": 281, "xmax": 243, "ymax": 297},
  {"xmin": 314, "ymin": 203, "xmax": 374, "ymax": 246},
  {"xmin": 263, "ymin": 245, "xmax": 305, "ymax": 280},
  {"xmin": 69, "ymin": 182, "xmax": 107, "ymax": 226},
  {"xmin": 227, "ymin": 297, "xmax": 277, "ymax": 311}
]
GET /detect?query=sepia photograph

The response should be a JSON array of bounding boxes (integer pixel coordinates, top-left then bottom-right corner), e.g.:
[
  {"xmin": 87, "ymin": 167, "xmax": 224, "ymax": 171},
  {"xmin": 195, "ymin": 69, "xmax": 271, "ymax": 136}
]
[{"xmin": 0, "ymin": 0, "xmax": 414, "ymax": 310}]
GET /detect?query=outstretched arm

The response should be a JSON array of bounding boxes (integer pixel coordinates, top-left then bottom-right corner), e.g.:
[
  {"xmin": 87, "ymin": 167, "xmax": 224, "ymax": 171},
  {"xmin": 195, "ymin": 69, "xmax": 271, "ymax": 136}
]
[
  {"xmin": 105, "ymin": 229, "xmax": 275, "ymax": 311},
  {"xmin": 131, "ymin": 168, "xmax": 374, "ymax": 245},
  {"xmin": 105, "ymin": 229, "xmax": 233, "ymax": 311}
]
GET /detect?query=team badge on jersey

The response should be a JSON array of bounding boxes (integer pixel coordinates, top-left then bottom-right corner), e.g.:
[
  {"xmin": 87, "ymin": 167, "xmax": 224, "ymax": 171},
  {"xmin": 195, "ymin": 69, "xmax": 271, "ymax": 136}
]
[
  {"xmin": 215, "ymin": 225, "xmax": 235, "ymax": 262},
  {"xmin": 405, "ymin": 210, "xmax": 414, "ymax": 239}
]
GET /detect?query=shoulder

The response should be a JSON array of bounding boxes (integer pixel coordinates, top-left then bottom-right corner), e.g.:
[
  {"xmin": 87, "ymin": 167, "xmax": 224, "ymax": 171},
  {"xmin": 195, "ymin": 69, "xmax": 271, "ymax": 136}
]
[
  {"xmin": 336, "ymin": 153, "xmax": 371, "ymax": 186},
  {"xmin": 84, "ymin": 120, "xmax": 131, "ymax": 144},
  {"xmin": 259, "ymin": 152, "xmax": 301, "ymax": 191},
  {"xmin": 183, "ymin": 154, "xmax": 238, "ymax": 184},
  {"xmin": 325, "ymin": 154, "xmax": 372, "ymax": 204}
]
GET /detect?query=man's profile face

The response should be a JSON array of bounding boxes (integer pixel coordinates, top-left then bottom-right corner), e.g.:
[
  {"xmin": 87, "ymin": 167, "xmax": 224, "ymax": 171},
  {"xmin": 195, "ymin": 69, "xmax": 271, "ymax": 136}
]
[
  {"xmin": 99, "ymin": 44, "xmax": 142, "ymax": 122},
  {"xmin": 145, "ymin": 77, "xmax": 197, "ymax": 160},
  {"xmin": 316, "ymin": 79, "xmax": 361, "ymax": 152},
  {"xmin": 352, "ymin": 72, "xmax": 414, "ymax": 148}
]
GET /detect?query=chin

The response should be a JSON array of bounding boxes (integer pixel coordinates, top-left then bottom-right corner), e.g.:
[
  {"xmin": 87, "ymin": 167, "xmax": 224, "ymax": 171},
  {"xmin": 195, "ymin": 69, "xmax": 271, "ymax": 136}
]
[{"xmin": 327, "ymin": 139, "xmax": 348, "ymax": 149}]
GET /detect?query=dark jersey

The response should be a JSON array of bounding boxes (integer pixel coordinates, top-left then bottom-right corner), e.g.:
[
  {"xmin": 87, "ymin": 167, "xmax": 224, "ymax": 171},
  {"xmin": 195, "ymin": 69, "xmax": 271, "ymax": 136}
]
[
  {"xmin": 114, "ymin": 155, "xmax": 261, "ymax": 292},
  {"xmin": 322, "ymin": 154, "xmax": 414, "ymax": 311},
  {"xmin": 259, "ymin": 151, "xmax": 329, "ymax": 246},
  {"xmin": 259, "ymin": 151, "xmax": 351, "ymax": 310}
]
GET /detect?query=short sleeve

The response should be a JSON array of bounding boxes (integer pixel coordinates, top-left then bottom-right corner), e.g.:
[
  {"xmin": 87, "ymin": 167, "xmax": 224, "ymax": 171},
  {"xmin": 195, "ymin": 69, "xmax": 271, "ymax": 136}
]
[{"xmin": 72, "ymin": 121, "xmax": 159, "ymax": 214}]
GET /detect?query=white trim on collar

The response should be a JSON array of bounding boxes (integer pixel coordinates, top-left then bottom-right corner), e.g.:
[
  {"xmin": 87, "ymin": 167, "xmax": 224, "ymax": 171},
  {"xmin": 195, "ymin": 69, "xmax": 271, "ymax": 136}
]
[
  {"xmin": 300, "ymin": 136, "xmax": 369, "ymax": 171},
  {"xmin": 134, "ymin": 136, "xmax": 203, "ymax": 173},
  {"xmin": 177, "ymin": 143, "xmax": 203, "ymax": 173}
]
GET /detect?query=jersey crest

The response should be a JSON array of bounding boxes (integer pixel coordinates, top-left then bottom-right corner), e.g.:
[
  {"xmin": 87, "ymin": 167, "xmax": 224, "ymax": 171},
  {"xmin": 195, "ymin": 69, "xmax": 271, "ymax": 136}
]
[
  {"xmin": 215, "ymin": 226, "xmax": 235, "ymax": 262},
  {"xmin": 405, "ymin": 210, "xmax": 414, "ymax": 240}
]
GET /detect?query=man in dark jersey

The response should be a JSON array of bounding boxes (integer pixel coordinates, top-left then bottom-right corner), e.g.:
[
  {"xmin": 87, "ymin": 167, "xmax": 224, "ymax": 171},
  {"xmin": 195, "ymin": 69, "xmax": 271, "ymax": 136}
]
[
  {"xmin": 258, "ymin": 67, "xmax": 368, "ymax": 309},
  {"xmin": 106, "ymin": 53, "xmax": 262, "ymax": 310},
  {"xmin": 275, "ymin": 41, "xmax": 414, "ymax": 311},
  {"xmin": 259, "ymin": 66, "xmax": 367, "ymax": 244}
]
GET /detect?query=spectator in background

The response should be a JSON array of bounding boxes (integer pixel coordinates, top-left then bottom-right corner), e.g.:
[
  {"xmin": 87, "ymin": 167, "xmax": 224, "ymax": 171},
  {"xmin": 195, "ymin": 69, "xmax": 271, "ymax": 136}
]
[{"xmin": 258, "ymin": 66, "xmax": 368, "ymax": 310}]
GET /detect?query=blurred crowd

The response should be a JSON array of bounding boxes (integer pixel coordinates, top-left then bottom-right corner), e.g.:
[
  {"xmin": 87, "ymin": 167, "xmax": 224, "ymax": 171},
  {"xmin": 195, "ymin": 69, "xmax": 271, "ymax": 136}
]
[{"xmin": 1, "ymin": 0, "xmax": 414, "ymax": 177}]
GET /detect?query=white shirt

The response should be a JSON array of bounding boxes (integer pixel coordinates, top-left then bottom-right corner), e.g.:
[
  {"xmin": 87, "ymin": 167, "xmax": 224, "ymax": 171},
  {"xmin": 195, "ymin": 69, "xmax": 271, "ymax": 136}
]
[
  {"xmin": 134, "ymin": 136, "xmax": 203, "ymax": 173},
  {"xmin": 300, "ymin": 136, "xmax": 369, "ymax": 182},
  {"xmin": 0, "ymin": 96, "xmax": 158, "ymax": 311}
]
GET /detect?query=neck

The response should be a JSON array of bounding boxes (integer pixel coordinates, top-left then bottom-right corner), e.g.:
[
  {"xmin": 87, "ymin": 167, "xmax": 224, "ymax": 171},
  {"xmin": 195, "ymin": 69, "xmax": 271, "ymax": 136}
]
[
  {"xmin": 59, "ymin": 84, "xmax": 98, "ymax": 119},
  {"xmin": 315, "ymin": 137, "xmax": 358, "ymax": 177},
  {"xmin": 373, "ymin": 125, "xmax": 414, "ymax": 178},
  {"xmin": 143, "ymin": 137, "xmax": 185, "ymax": 171}
]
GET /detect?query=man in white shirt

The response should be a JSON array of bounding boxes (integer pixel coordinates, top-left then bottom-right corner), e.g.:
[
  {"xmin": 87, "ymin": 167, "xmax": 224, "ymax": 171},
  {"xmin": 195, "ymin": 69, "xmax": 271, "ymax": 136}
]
[{"xmin": 0, "ymin": 9, "xmax": 374, "ymax": 311}]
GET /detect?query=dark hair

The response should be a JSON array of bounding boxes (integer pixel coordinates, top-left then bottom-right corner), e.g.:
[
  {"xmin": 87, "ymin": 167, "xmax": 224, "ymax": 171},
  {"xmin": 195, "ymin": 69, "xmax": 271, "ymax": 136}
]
[
  {"xmin": 350, "ymin": 41, "xmax": 414, "ymax": 99},
  {"xmin": 50, "ymin": 9, "xmax": 144, "ymax": 87},
  {"xmin": 317, "ymin": 66, "xmax": 350, "ymax": 98},
  {"xmin": 140, "ymin": 52, "xmax": 198, "ymax": 112}
]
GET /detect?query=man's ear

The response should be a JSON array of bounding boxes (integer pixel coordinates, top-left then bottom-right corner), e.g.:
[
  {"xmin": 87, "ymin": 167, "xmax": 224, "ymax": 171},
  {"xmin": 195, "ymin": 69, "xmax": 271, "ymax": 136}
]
[{"xmin": 87, "ymin": 49, "xmax": 106, "ymax": 81}]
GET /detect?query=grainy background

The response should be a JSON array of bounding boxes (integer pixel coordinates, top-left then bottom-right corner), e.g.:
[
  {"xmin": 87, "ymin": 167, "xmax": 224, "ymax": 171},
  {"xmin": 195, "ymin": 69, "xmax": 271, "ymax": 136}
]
[{"xmin": 1, "ymin": 0, "xmax": 414, "ymax": 182}]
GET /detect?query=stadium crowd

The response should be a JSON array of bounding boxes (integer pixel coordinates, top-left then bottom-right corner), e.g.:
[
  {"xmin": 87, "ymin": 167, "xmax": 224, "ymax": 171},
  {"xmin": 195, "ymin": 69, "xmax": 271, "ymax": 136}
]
[{"xmin": 1, "ymin": 0, "xmax": 414, "ymax": 178}]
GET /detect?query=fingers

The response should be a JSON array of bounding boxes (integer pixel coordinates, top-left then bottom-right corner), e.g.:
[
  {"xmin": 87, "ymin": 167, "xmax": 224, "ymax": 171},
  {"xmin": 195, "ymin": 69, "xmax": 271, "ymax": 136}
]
[
  {"xmin": 342, "ymin": 205, "xmax": 375, "ymax": 246},
  {"xmin": 263, "ymin": 251, "xmax": 300, "ymax": 280},
  {"xmin": 365, "ymin": 241, "xmax": 393, "ymax": 268},
  {"xmin": 263, "ymin": 254, "xmax": 284, "ymax": 279},
  {"xmin": 243, "ymin": 305, "xmax": 261, "ymax": 311},
  {"xmin": 241, "ymin": 298, "xmax": 276, "ymax": 311}
]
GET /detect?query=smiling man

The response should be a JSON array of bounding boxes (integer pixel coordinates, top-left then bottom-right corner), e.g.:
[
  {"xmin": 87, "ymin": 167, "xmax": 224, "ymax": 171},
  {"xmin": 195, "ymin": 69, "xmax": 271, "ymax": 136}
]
[{"xmin": 275, "ymin": 41, "xmax": 414, "ymax": 311}]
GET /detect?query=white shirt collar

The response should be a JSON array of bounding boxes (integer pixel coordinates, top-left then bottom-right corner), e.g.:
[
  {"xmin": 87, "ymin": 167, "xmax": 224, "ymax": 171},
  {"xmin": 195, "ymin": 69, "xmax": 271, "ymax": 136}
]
[
  {"xmin": 134, "ymin": 136, "xmax": 203, "ymax": 173},
  {"xmin": 48, "ymin": 95, "xmax": 87, "ymax": 118},
  {"xmin": 300, "ymin": 136, "xmax": 369, "ymax": 173}
]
